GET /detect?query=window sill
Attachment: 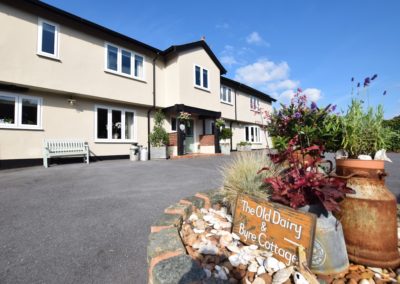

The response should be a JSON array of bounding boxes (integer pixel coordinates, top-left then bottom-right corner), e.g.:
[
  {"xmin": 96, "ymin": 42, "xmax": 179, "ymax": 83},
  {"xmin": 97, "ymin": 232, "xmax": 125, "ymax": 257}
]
[
  {"xmin": 220, "ymin": 101, "xmax": 233, "ymax": 106},
  {"xmin": 104, "ymin": 70, "xmax": 146, "ymax": 83},
  {"xmin": 37, "ymin": 53, "xmax": 61, "ymax": 62},
  {"xmin": 194, "ymin": 85, "xmax": 210, "ymax": 93},
  {"xmin": 94, "ymin": 140, "xmax": 137, "ymax": 144},
  {"xmin": 0, "ymin": 126, "xmax": 44, "ymax": 131}
]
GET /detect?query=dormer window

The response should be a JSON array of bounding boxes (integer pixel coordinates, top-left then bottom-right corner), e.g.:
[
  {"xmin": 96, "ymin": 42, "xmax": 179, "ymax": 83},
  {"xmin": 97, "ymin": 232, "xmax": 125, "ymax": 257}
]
[
  {"xmin": 37, "ymin": 18, "xmax": 59, "ymax": 59},
  {"xmin": 194, "ymin": 65, "xmax": 209, "ymax": 90}
]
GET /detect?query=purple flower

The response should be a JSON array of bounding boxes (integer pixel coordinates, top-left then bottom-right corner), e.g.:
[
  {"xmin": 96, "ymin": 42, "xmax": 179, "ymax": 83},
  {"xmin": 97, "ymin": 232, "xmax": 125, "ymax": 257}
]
[
  {"xmin": 331, "ymin": 105, "xmax": 337, "ymax": 112},
  {"xmin": 357, "ymin": 82, "xmax": 360, "ymax": 88},
  {"xmin": 297, "ymin": 88, "xmax": 303, "ymax": 93},
  {"xmin": 383, "ymin": 90, "xmax": 387, "ymax": 96},
  {"xmin": 311, "ymin": 102, "xmax": 318, "ymax": 111},
  {"xmin": 351, "ymin": 77, "xmax": 354, "ymax": 82},
  {"xmin": 294, "ymin": 112, "xmax": 301, "ymax": 119},
  {"xmin": 364, "ymin": 77, "xmax": 370, "ymax": 87},
  {"xmin": 371, "ymin": 74, "xmax": 378, "ymax": 81}
]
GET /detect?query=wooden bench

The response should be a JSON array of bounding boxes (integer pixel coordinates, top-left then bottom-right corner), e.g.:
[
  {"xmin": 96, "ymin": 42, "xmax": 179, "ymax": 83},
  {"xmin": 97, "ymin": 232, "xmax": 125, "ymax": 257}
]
[{"xmin": 43, "ymin": 139, "xmax": 89, "ymax": 168}]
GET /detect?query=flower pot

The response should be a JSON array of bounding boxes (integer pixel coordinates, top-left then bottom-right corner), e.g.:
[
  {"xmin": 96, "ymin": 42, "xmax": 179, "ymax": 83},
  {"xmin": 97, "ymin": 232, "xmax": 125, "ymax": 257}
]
[
  {"xmin": 150, "ymin": 146, "xmax": 168, "ymax": 159},
  {"xmin": 334, "ymin": 159, "xmax": 400, "ymax": 268},
  {"xmin": 220, "ymin": 143, "xmax": 231, "ymax": 155},
  {"xmin": 300, "ymin": 205, "xmax": 349, "ymax": 275},
  {"xmin": 237, "ymin": 145, "xmax": 252, "ymax": 152}
]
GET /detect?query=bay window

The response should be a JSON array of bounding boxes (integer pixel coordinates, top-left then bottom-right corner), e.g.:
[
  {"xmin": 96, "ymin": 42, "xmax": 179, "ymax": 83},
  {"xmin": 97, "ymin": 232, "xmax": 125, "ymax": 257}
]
[
  {"xmin": 245, "ymin": 125, "xmax": 261, "ymax": 143},
  {"xmin": 105, "ymin": 43, "xmax": 145, "ymax": 80},
  {"xmin": 0, "ymin": 93, "xmax": 42, "ymax": 129},
  {"xmin": 95, "ymin": 105, "xmax": 135, "ymax": 142}
]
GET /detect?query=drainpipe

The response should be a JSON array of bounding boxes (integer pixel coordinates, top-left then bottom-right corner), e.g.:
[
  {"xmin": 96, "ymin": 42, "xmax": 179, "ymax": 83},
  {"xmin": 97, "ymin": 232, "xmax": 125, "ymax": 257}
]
[
  {"xmin": 147, "ymin": 52, "xmax": 160, "ymax": 159},
  {"xmin": 233, "ymin": 89, "xmax": 238, "ymax": 151},
  {"xmin": 230, "ymin": 121, "xmax": 233, "ymax": 151}
]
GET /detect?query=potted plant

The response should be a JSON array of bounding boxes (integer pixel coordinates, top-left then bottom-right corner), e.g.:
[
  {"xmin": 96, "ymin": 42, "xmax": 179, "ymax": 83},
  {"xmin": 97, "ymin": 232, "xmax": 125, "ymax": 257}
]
[
  {"xmin": 333, "ymin": 76, "xmax": 400, "ymax": 268},
  {"xmin": 219, "ymin": 128, "xmax": 233, "ymax": 155},
  {"xmin": 149, "ymin": 110, "xmax": 169, "ymax": 159},
  {"xmin": 263, "ymin": 136, "xmax": 354, "ymax": 275},
  {"xmin": 237, "ymin": 141, "xmax": 252, "ymax": 152}
]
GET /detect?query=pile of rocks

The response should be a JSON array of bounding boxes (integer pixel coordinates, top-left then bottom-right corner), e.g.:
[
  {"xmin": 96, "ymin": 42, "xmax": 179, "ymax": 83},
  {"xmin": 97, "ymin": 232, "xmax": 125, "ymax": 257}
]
[
  {"xmin": 180, "ymin": 206, "xmax": 307, "ymax": 284},
  {"xmin": 180, "ymin": 205, "xmax": 400, "ymax": 284}
]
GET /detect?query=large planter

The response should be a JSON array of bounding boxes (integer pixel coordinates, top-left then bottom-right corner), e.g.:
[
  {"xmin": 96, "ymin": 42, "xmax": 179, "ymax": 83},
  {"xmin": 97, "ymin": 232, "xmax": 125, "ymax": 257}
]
[
  {"xmin": 220, "ymin": 143, "xmax": 231, "ymax": 155},
  {"xmin": 300, "ymin": 205, "xmax": 349, "ymax": 275},
  {"xmin": 150, "ymin": 146, "xmax": 168, "ymax": 159},
  {"xmin": 237, "ymin": 144, "xmax": 252, "ymax": 152},
  {"xmin": 334, "ymin": 159, "xmax": 400, "ymax": 268}
]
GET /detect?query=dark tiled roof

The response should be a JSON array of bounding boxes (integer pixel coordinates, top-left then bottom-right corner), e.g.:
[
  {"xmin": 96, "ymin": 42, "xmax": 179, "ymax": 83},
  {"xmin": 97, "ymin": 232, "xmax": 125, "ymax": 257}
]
[{"xmin": 220, "ymin": 76, "xmax": 276, "ymax": 103}]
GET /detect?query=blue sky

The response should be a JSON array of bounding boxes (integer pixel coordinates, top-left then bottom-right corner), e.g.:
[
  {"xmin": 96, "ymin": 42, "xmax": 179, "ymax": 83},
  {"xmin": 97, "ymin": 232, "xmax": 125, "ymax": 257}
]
[{"xmin": 43, "ymin": 0, "xmax": 400, "ymax": 118}]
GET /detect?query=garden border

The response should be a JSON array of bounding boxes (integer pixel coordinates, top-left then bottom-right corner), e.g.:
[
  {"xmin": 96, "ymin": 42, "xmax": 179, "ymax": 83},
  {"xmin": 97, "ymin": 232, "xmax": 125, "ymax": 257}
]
[{"xmin": 147, "ymin": 190, "xmax": 225, "ymax": 284}]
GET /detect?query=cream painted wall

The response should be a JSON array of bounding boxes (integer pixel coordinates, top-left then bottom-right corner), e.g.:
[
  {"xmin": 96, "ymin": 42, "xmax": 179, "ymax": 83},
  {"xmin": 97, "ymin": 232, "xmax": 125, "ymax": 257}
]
[
  {"xmin": 176, "ymin": 48, "xmax": 221, "ymax": 111},
  {"xmin": 163, "ymin": 57, "xmax": 180, "ymax": 107},
  {"xmin": 0, "ymin": 90, "xmax": 149, "ymax": 160},
  {"xmin": 230, "ymin": 122, "xmax": 272, "ymax": 151},
  {"xmin": 236, "ymin": 90, "xmax": 272, "ymax": 125},
  {"xmin": 0, "ymin": 3, "xmax": 156, "ymax": 106}
]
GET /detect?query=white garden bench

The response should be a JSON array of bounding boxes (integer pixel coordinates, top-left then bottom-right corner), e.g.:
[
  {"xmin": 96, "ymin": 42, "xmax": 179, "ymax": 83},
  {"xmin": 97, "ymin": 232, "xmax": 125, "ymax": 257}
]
[{"xmin": 43, "ymin": 139, "xmax": 89, "ymax": 168}]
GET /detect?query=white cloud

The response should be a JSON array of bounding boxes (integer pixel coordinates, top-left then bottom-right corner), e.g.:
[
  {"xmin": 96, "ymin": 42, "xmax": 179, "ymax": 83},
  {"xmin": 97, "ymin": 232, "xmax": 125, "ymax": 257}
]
[
  {"xmin": 303, "ymin": 88, "xmax": 322, "ymax": 101},
  {"xmin": 216, "ymin": 23, "xmax": 229, "ymax": 29},
  {"xmin": 246, "ymin": 32, "xmax": 270, "ymax": 46},
  {"xmin": 234, "ymin": 58, "xmax": 289, "ymax": 86},
  {"xmin": 266, "ymin": 79, "xmax": 300, "ymax": 92},
  {"xmin": 220, "ymin": 55, "xmax": 238, "ymax": 66}
]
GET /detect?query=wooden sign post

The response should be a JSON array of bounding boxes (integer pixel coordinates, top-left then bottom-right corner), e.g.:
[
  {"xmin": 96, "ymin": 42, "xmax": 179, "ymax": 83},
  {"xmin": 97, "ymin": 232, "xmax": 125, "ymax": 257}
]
[{"xmin": 232, "ymin": 194, "xmax": 317, "ymax": 266}]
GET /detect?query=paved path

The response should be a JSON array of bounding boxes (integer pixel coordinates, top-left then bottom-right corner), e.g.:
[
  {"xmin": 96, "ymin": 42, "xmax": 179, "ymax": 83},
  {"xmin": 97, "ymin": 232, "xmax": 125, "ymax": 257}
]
[
  {"xmin": 0, "ymin": 157, "xmax": 231, "ymax": 284},
  {"xmin": 0, "ymin": 153, "xmax": 399, "ymax": 284}
]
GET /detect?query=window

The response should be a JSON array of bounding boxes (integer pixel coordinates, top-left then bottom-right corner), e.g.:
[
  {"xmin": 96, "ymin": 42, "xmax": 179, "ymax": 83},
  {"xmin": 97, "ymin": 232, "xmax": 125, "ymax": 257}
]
[
  {"xmin": 171, "ymin": 117, "xmax": 177, "ymax": 131},
  {"xmin": 0, "ymin": 92, "xmax": 42, "ymax": 129},
  {"xmin": 245, "ymin": 125, "xmax": 261, "ymax": 143},
  {"xmin": 105, "ymin": 43, "xmax": 145, "ymax": 80},
  {"xmin": 95, "ymin": 105, "xmax": 135, "ymax": 142},
  {"xmin": 220, "ymin": 86, "xmax": 233, "ymax": 104},
  {"xmin": 250, "ymin": 96, "xmax": 260, "ymax": 111},
  {"xmin": 38, "ymin": 19, "xmax": 59, "ymax": 59},
  {"xmin": 194, "ymin": 65, "xmax": 209, "ymax": 90}
]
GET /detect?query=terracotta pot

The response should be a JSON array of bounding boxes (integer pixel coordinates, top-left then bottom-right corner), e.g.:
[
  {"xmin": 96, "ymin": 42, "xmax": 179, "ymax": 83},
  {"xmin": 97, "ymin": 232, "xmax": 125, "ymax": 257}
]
[{"xmin": 334, "ymin": 159, "xmax": 400, "ymax": 268}]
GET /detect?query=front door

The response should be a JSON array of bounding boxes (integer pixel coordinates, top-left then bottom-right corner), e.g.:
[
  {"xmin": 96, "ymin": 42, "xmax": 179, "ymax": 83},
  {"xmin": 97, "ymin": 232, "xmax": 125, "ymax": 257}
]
[{"xmin": 184, "ymin": 119, "xmax": 195, "ymax": 153}]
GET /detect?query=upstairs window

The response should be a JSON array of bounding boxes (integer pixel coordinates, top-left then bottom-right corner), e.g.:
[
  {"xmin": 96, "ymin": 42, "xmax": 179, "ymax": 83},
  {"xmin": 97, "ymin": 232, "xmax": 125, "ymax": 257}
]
[
  {"xmin": 194, "ymin": 65, "xmax": 209, "ymax": 90},
  {"xmin": 250, "ymin": 96, "xmax": 260, "ymax": 111},
  {"xmin": 245, "ymin": 125, "xmax": 261, "ymax": 143},
  {"xmin": 38, "ymin": 19, "xmax": 59, "ymax": 59},
  {"xmin": 220, "ymin": 86, "xmax": 233, "ymax": 104},
  {"xmin": 0, "ymin": 93, "xmax": 42, "ymax": 129},
  {"xmin": 105, "ymin": 43, "xmax": 145, "ymax": 80}
]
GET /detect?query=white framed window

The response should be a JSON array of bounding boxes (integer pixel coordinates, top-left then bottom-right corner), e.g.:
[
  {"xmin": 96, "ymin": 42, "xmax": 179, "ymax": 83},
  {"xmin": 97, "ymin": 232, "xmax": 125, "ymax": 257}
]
[
  {"xmin": 0, "ymin": 92, "xmax": 42, "ymax": 129},
  {"xmin": 95, "ymin": 105, "xmax": 136, "ymax": 142},
  {"xmin": 194, "ymin": 65, "xmax": 209, "ymax": 90},
  {"xmin": 37, "ymin": 18, "xmax": 59, "ymax": 59},
  {"xmin": 245, "ymin": 125, "xmax": 261, "ymax": 143},
  {"xmin": 105, "ymin": 43, "xmax": 145, "ymax": 81},
  {"xmin": 250, "ymin": 96, "xmax": 260, "ymax": 111},
  {"xmin": 171, "ymin": 117, "xmax": 177, "ymax": 131},
  {"xmin": 220, "ymin": 86, "xmax": 233, "ymax": 104}
]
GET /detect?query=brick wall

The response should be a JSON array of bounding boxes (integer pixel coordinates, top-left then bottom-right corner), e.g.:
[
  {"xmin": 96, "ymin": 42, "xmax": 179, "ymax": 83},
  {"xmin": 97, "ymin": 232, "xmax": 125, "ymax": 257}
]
[
  {"xmin": 168, "ymin": 132, "xmax": 177, "ymax": 146},
  {"xmin": 199, "ymin": 134, "xmax": 215, "ymax": 146}
]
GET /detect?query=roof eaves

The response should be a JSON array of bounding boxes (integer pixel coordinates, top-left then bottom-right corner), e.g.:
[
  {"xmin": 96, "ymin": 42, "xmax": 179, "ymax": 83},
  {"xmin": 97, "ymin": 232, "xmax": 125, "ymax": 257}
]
[{"xmin": 221, "ymin": 76, "xmax": 276, "ymax": 102}]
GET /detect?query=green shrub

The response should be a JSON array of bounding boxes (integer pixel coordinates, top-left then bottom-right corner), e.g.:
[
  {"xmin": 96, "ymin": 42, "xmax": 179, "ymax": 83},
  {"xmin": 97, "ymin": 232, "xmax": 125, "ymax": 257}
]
[
  {"xmin": 220, "ymin": 128, "xmax": 233, "ymax": 140},
  {"xmin": 149, "ymin": 110, "xmax": 169, "ymax": 147},
  {"xmin": 220, "ymin": 151, "xmax": 280, "ymax": 210},
  {"xmin": 238, "ymin": 141, "xmax": 251, "ymax": 146}
]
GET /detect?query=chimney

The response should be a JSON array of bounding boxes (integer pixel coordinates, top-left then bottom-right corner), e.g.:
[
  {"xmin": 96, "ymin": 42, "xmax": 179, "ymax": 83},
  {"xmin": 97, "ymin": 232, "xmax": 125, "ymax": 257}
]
[{"xmin": 201, "ymin": 36, "xmax": 206, "ymax": 41}]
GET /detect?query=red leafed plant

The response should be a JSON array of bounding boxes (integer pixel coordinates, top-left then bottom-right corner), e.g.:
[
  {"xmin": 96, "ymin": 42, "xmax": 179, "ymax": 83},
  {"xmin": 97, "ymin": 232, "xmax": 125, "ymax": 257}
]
[{"xmin": 263, "ymin": 136, "xmax": 354, "ymax": 213}]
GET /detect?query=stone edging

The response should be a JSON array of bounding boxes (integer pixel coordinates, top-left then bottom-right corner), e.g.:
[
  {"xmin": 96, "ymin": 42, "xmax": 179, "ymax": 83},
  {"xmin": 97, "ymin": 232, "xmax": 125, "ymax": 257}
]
[{"xmin": 147, "ymin": 190, "xmax": 225, "ymax": 284}]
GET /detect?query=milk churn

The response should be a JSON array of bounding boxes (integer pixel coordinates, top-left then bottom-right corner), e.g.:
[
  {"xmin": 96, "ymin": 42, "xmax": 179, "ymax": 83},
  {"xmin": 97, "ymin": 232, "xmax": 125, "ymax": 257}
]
[
  {"xmin": 300, "ymin": 205, "xmax": 349, "ymax": 275},
  {"xmin": 334, "ymin": 159, "xmax": 400, "ymax": 268}
]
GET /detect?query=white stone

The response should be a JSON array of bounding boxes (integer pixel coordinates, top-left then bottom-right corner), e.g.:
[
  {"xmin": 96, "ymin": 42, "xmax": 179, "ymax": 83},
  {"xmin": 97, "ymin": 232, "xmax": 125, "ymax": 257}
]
[
  {"xmin": 293, "ymin": 272, "xmax": 309, "ymax": 284},
  {"xmin": 359, "ymin": 279, "xmax": 370, "ymax": 284},
  {"xmin": 198, "ymin": 243, "xmax": 219, "ymax": 255},
  {"xmin": 217, "ymin": 269, "xmax": 228, "ymax": 280},
  {"xmin": 227, "ymin": 244, "xmax": 240, "ymax": 253},
  {"xmin": 200, "ymin": 208, "xmax": 208, "ymax": 214},
  {"xmin": 374, "ymin": 273, "xmax": 382, "ymax": 279},
  {"xmin": 249, "ymin": 244, "xmax": 258, "ymax": 250},
  {"xmin": 215, "ymin": 265, "xmax": 221, "ymax": 271},
  {"xmin": 374, "ymin": 149, "xmax": 392, "ymax": 162},
  {"xmin": 272, "ymin": 266, "xmax": 294, "ymax": 284},
  {"xmin": 193, "ymin": 228, "xmax": 205, "ymax": 234},
  {"xmin": 260, "ymin": 251, "xmax": 273, "ymax": 258},
  {"xmin": 220, "ymin": 221, "xmax": 232, "ymax": 229},
  {"xmin": 206, "ymin": 233, "xmax": 214, "ymax": 238},
  {"xmin": 278, "ymin": 261, "xmax": 286, "ymax": 270},
  {"xmin": 203, "ymin": 268, "xmax": 212, "ymax": 278},
  {"xmin": 368, "ymin": 267, "xmax": 383, "ymax": 274},
  {"xmin": 264, "ymin": 257, "xmax": 280, "ymax": 273},
  {"xmin": 219, "ymin": 234, "xmax": 233, "ymax": 246},
  {"xmin": 335, "ymin": 149, "xmax": 348, "ymax": 159},
  {"xmin": 248, "ymin": 262, "xmax": 258, "ymax": 273},
  {"xmin": 213, "ymin": 222, "xmax": 221, "ymax": 230},
  {"xmin": 226, "ymin": 214, "xmax": 233, "ymax": 222},
  {"xmin": 256, "ymin": 256, "xmax": 265, "ymax": 266},
  {"xmin": 231, "ymin": 233, "xmax": 241, "ymax": 240},
  {"xmin": 210, "ymin": 229, "xmax": 218, "ymax": 234},
  {"xmin": 203, "ymin": 215, "xmax": 214, "ymax": 222},
  {"xmin": 257, "ymin": 265, "xmax": 266, "ymax": 275},
  {"xmin": 229, "ymin": 254, "xmax": 240, "ymax": 267},
  {"xmin": 358, "ymin": 155, "xmax": 372, "ymax": 160},
  {"xmin": 188, "ymin": 213, "xmax": 198, "ymax": 221}
]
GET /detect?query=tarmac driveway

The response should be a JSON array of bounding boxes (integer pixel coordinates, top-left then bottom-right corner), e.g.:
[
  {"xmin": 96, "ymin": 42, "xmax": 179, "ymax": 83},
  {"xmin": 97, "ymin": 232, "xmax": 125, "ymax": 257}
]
[
  {"xmin": 0, "ymin": 153, "xmax": 399, "ymax": 284},
  {"xmin": 0, "ymin": 157, "xmax": 231, "ymax": 284}
]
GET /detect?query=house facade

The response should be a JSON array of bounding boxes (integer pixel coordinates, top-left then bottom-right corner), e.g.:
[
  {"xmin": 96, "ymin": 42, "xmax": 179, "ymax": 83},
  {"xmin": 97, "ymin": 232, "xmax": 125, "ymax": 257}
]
[{"xmin": 0, "ymin": 0, "xmax": 275, "ymax": 168}]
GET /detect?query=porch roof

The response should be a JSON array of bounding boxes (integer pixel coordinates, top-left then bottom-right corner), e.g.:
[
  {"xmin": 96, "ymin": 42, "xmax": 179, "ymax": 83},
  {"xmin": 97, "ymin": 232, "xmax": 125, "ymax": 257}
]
[{"xmin": 163, "ymin": 104, "xmax": 221, "ymax": 119}]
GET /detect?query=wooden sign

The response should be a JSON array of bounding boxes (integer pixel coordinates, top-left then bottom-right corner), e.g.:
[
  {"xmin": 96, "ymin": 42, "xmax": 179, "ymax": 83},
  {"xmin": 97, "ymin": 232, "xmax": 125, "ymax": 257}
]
[{"xmin": 232, "ymin": 194, "xmax": 316, "ymax": 266}]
